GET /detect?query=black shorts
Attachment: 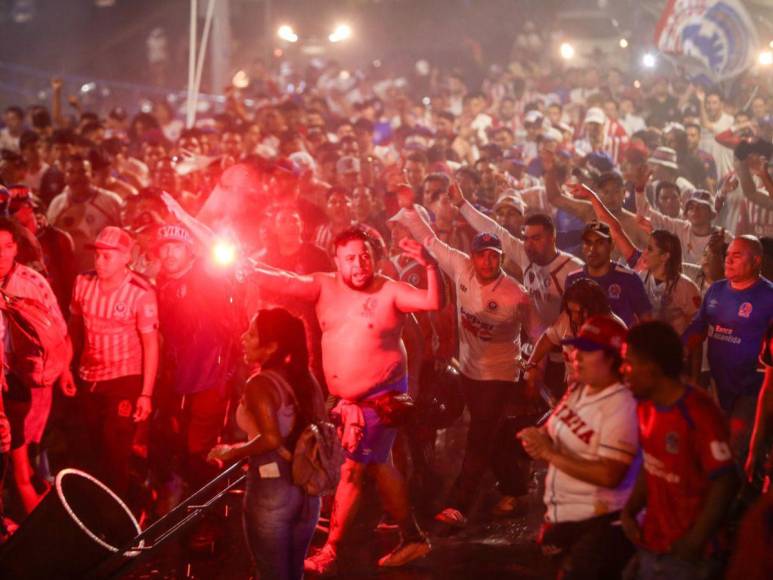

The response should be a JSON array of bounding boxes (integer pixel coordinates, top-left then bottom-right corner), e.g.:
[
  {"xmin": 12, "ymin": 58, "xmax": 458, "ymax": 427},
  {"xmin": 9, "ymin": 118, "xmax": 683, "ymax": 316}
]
[{"xmin": 4, "ymin": 373, "xmax": 53, "ymax": 451}]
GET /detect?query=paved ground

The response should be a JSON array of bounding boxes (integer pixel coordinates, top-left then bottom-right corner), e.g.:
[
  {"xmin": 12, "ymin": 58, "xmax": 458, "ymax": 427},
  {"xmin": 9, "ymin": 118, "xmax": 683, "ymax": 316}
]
[{"xmin": 121, "ymin": 416, "xmax": 556, "ymax": 580}]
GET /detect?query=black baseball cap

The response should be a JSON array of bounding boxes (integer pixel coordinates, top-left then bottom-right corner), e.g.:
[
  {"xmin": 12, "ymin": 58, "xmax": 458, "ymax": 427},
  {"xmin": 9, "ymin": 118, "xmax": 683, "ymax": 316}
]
[
  {"xmin": 582, "ymin": 221, "xmax": 612, "ymax": 241},
  {"xmin": 471, "ymin": 232, "xmax": 503, "ymax": 254}
]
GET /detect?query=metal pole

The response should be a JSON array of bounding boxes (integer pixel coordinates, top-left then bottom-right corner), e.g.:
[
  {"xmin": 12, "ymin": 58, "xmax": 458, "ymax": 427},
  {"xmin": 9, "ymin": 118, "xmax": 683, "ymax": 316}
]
[
  {"xmin": 190, "ymin": 0, "xmax": 217, "ymax": 126},
  {"xmin": 211, "ymin": 0, "xmax": 232, "ymax": 96},
  {"xmin": 185, "ymin": 0, "xmax": 198, "ymax": 128}
]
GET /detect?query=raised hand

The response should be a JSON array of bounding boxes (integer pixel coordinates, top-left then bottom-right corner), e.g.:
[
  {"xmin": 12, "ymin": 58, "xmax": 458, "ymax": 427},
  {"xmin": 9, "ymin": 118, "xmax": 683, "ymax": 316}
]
[{"xmin": 398, "ymin": 237, "xmax": 436, "ymax": 268}]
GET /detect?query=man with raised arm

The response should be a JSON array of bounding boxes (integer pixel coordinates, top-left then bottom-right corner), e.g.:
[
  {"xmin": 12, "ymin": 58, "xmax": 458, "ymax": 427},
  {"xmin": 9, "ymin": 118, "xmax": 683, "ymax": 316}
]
[
  {"xmin": 393, "ymin": 204, "xmax": 532, "ymax": 526},
  {"xmin": 247, "ymin": 226, "xmax": 440, "ymax": 573},
  {"xmin": 448, "ymin": 183, "xmax": 582, "ymax": 342}
]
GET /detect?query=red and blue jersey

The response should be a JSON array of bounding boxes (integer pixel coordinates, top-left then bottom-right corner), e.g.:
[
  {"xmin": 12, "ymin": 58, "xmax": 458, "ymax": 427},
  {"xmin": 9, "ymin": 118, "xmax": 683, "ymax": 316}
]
[{"xmin": 638, "ymin": 386, "xmax": 734, "ymax": 554}]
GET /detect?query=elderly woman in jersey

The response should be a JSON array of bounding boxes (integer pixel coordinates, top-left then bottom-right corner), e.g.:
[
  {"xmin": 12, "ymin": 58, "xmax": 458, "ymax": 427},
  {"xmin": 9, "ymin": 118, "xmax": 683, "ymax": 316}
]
[
  {"xmin": 208, "ymin": 308, "xmax": 325, "ymax": 580},
  {"xmin": 518, "ymin": 316, "xmax": 640, "ymax": 580}
]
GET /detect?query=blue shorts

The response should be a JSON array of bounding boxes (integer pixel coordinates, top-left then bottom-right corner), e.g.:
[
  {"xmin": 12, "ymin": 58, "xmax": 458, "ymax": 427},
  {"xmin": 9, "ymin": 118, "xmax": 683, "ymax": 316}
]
[{"xmin": 346, "ymin": 376, "xmax": 408, "ymax": 465}]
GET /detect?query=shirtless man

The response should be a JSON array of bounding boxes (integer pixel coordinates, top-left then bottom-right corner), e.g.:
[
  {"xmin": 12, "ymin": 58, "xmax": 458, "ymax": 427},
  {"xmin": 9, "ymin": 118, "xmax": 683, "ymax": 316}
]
[{"xmin": 246, "ymin": 226, "xmax": 440, "ymax": 573}]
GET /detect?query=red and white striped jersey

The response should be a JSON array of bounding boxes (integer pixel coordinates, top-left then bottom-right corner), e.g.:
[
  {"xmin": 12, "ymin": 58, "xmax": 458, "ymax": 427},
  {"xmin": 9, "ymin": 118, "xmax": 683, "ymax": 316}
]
[
  {"xmin": 71, "ymin": 270, "xmax": 158, "ymax": 382},
  {"xmin": 737, "ymin": 198, "xmax": 773, "ymax": 239}
]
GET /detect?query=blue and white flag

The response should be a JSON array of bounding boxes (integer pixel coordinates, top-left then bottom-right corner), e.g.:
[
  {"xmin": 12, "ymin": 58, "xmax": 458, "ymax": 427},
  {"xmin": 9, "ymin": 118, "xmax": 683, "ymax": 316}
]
[{"xmin": 655, "ymin": 0, "xmax": 759, "ymax": 81}]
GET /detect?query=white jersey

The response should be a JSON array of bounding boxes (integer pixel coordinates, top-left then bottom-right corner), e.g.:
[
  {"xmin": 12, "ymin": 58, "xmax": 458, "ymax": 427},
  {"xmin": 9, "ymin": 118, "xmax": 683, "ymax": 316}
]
[
  {"xmin": 460, "ymin": 201, "xmax": 582, "ymax": 341},
  {"xmin": 637, "ymin": 191, "xmax": 731, "ymax": 265},
  {"xmin": 397, "ymin": 205, "xmax": 530, "ymax": 381},
  {"xmin": 637, "ymin": 269, "xmax": 701, "ymax": 335},
  {"xmin": 544, "ymin": 382, "xmax": 640, "ymax": 523}
]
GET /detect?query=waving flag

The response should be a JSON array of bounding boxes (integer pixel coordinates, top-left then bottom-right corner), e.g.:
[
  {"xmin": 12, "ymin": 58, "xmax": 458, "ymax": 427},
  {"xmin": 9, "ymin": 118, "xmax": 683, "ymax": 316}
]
[{"xmin": 655, "ymin": 0, "xmax": 759, "ymax": 81}]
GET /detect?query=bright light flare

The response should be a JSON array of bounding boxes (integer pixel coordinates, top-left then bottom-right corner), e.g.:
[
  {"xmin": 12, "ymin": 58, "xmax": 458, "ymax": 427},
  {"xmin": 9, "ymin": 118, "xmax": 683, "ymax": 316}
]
[
  {"xmin": 277, "ymin": 24, "xmax": 298, "ymax": 43},
  {"xmin": 642, "ymin": 53, "xmax": 657, "ymax": 68},
  {"xmin": 232, "ymin": 70, "xmax": 250, "ymax": 89},
  {"xmin": 619, "ymin": 38, "xmax": 629, "ymax": 49},
  {"xmin": 559, "ymin": 42, "xmax": 575, "ymax": 60},
  {"xmin": 329, "ymin": 23, "xmax": 353, "ymax": 43},
  {"xmin": 212, "ymin": 240, "xmax": 237, "ymax": 266},
  {"xmin": 758, "ymin": 50, "xmax": 773, "ymax": 66}
]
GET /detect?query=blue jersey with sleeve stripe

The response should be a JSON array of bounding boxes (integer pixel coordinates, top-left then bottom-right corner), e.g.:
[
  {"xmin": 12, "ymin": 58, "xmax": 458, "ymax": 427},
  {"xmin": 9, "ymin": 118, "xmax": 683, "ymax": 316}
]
[
  {"xmin": 683, "ymin": 277, "xmax": 773, "ymax": 410},
  {"xmin": 564, "ymin": 262, "xmax": 652, "ymax": 327}
]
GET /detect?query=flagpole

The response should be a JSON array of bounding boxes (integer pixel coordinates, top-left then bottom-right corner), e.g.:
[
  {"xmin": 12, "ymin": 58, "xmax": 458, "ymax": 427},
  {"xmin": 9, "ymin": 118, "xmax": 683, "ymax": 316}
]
[
  {"xmin": 186, "ymin": 0, "xmax": 198, "ymax": 128},
  {"xmin": 190, "ymin": 0, "xmax": 218, "ymax": 127}
]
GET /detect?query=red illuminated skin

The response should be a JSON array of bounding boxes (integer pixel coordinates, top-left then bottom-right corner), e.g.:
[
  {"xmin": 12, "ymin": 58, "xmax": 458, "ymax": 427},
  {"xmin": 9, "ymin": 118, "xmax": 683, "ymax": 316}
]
[{"xmin": 249, "ymin": 237, "xmax": 440, "ymax": 400}]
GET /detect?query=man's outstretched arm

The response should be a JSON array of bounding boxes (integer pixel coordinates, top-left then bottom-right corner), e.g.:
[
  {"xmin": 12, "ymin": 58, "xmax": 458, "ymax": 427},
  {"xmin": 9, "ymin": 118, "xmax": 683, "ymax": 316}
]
[{"xmin": 247, "ymin": 261, "xmax": 323, "ymax": 303}]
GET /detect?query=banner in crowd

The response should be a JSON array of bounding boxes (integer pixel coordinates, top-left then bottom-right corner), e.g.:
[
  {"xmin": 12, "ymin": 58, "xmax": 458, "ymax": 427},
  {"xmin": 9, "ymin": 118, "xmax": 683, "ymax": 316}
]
[{"xmin": 654, "ymin": 0, "xmax": 759, "ymax": 81}]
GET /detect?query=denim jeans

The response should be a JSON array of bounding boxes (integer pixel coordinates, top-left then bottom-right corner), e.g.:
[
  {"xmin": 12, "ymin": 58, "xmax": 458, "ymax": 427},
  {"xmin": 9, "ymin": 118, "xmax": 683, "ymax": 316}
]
[
  {"xmin": 243, "ymin": 452, "xmax": 320, "ymax": 580},
  {"xmin": 631, "ymin": 548, "xmax": 718, "ymax": 580}
]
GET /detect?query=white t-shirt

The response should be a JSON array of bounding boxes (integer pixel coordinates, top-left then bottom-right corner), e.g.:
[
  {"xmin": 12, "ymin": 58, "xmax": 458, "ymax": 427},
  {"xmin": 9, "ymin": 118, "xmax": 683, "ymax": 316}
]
[
  {"xmin": 399, "ymin": 206, "xmax": 531, "ymax": 381},
  {"xmin": 700, "ymin": 112, "xmax": 734, "ymax": 179},
  {"xmin": 544, "ymin": 382, "xmax": 640, "ymax": 523},
  {"xmin": 637, "ymin": 191, "xmax": 730, "ymax": 265},
  {"xmin": 461, "ymin": 201, "xmax": 582, "ymax": 341},
  {"xmin": 637, "ymin": 269, "xmax": 701, "ymax": 335}
]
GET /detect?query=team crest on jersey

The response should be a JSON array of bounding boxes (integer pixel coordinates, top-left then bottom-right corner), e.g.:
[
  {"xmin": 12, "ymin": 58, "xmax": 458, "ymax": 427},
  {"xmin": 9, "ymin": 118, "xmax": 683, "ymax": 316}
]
[
  {"xmin": 460, "ymin": 284, "xmax": 468, "ymax": 292},
  {"xmin": 608, "ymin": 284, "xmax": 621, "ymax": 299},
  {"xmin": 737, "ymin": 302, "xmax": 753, "ymax": 318},
  {"xmin": 487, "ymin": 300, "xmax": 498, "ymax": 311},
  {"xmin": 665, "ymin": 432, "xmax": 679, "ymax": 454},
  {"xmin": 113, "ymin": 302, "xmax": 129, "ymax": 319}
]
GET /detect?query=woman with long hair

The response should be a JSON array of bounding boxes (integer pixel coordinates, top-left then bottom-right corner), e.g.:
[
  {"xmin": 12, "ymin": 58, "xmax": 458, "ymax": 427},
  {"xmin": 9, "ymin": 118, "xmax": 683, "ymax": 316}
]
[{"xmin": 208, "ymin": 308, "xmax": 325, "ymax": 580}]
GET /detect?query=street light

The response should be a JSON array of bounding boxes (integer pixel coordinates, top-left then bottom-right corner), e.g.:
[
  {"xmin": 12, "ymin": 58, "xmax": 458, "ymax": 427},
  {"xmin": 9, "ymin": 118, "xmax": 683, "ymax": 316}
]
[
  {"xmin": 277, "ymin": 24, "xmax": 298, "ymax": 43},
  {"xmin": 619, "ymin": 38, "xmax": 629, "ymax": 49},
  {"xmin": 559, "ymin": 42, "xmax": 575, "ymax": 60},
  {"xmin": 329, "ymin": 23, "xmax": 353, "ymax": 43},
  {"xmin": 759, "ymin": 50, "xmax": 773, "ymax": 66},
  {"xmin": 642, "ymin": 52, "xmax": 657, "ymax": 68}
]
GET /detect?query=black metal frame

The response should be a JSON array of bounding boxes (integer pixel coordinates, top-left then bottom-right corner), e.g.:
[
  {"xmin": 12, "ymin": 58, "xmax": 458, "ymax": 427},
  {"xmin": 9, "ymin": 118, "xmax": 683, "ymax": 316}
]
[{"xmin": 87, "ymin": 459, "xmax": 247, "ymax": 579}]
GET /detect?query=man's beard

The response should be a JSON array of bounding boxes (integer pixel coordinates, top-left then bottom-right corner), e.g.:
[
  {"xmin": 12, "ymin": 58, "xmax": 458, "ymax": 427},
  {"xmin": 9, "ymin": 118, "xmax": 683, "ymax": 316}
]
[{"xmin": 343, "ymin": 272, "xmax": 374, "ymax": 290}]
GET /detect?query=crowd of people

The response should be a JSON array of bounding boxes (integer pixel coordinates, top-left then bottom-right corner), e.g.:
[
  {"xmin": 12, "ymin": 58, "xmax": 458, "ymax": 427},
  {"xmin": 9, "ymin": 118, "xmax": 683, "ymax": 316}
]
[{"xmin": 0, "ymin": 51, "xmax": 772, "ymax": 580}]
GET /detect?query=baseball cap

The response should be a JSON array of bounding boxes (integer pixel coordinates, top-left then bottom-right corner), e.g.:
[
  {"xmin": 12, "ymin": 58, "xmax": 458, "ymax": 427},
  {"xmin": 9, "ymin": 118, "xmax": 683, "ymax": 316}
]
[
  {"xmin": 336, "ymin": 155, "xmax": 361, "ymax": 175},
  {"xmin": 501, "ymin": 147, "xmax": 526, "ymax": 166},
  {"xmin": 86, "ymin": 226, "xmax": 133, "ymax": 253},
  {"xmin": 541, "ymin": 127, "xmax": 564, "ymax": 143},
  {"xmin": 154, "ymin": 223, "xmax": 194, "ymax": 248},
  {"xmin": 595, "ymin": 170, "xmax": 624, "ymax": 188},
  {"xmin": 288, "ymin": 151, "xmax": 316, "ymax": 176},
  {"xmin": 494, "ymin": 193, "xmax": 526, "ymax": 215},
  {"xmin": 585, "ymin": 151, "xmax": 615, "ymax": 174},
  {"xmin": 470, "ymin": 232, "xmax": 503, "ymax": 254},
  {"xmin": 582, "ymin": 221, "xmax": 612, "ymax": 241},
  {"xmin": 562, "ymin": 315, "xmax": 627, "ymax": 353},
  {"xmin": 584, "ymin": 107, "xmax": 607, "ymax": 125},
  {"xmin": 524, "ymin": 110, "xmax": 543, "ymax": 125},
  {"xmin": 684, "ymin": 189, "xmax": 716, "ymax": 215}
]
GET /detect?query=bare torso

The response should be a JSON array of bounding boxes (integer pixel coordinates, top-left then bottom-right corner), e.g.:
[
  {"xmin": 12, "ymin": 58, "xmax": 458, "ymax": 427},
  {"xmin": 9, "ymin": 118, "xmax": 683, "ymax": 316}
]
[{"xmin": 315, "ymin": 273, "xmax": 406, "ymax": 400}]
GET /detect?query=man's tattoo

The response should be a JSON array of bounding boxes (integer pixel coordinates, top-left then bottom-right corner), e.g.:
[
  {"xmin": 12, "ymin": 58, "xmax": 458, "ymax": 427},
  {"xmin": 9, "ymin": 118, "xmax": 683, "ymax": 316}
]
[{"xmin": 361, "ymin": 296, "xmax": 378, "ymax": 318}]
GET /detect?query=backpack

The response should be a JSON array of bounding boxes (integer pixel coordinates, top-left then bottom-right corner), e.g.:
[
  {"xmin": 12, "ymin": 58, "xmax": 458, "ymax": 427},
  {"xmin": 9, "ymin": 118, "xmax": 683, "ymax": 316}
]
[
  {"xmin": 291, "ymin": 421, "xmax": 344, "ymax": 496},
  {"xmin": 0, "ymin": 288, "xmax": 70, "ymax": 388},
  {"xmin": 263, "ymin": 370, "xmax": 344, "ymax": 496}
]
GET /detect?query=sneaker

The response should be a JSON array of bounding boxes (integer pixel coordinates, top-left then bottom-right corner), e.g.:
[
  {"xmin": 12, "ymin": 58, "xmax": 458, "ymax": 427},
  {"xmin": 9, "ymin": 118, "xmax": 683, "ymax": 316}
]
[
  {"xmin": 304, "ymin": 544, "xmax": 338, "ymax": 576},
  {"xmin": 377, "ymin": 538, "xmax": 431, "ymax": 567},
  {"xmin": 434, "ymin": 507, "xmax": 468, "ymax": 527},
  {"xmin": 492, "ymin": 495, "xmax": 519, "ymax": 517}
]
